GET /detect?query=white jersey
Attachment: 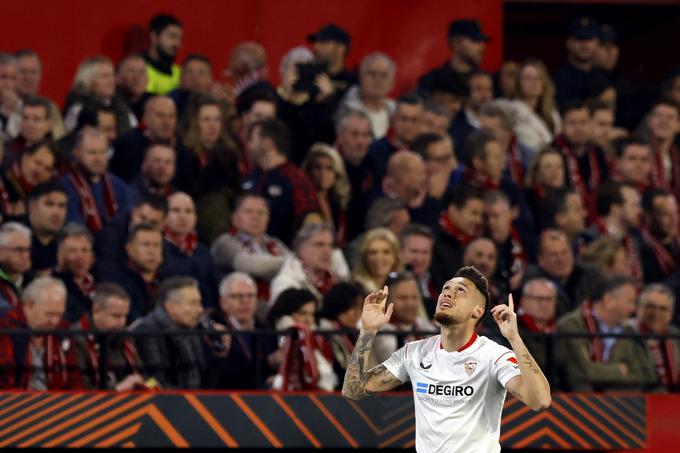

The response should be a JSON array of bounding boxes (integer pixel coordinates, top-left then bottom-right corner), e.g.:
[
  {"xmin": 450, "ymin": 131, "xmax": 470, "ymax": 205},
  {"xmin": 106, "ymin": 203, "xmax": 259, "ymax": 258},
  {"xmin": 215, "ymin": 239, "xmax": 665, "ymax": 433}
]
[{"xmin": 383, "ymin": 333, "xmax": 521, "ymax": 453}]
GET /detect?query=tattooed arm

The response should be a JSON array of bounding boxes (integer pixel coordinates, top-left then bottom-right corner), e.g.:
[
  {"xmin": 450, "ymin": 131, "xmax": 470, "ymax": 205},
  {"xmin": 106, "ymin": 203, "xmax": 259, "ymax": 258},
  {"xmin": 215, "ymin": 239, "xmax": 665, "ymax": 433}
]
[
  {"xmin": 492, "ymin": 294, "xmax": 552, "ymax": 411},
  {"xmin": 342, "ymin": 287, "xmax": 402, "ymax": 400}
]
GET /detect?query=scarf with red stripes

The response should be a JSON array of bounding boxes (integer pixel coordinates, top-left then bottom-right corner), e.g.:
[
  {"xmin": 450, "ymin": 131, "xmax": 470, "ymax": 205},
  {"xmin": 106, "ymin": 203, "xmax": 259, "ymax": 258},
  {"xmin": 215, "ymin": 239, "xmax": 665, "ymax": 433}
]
[
  {"xmin": 517, "ymin": 308, "xmax": 556, "ymax": 333},
  {"xmin": 439, "ymin": 212, "xmax": 476, "ymax": 246},
  {"xmin": 67, "ymin": 166, "xmax": 118, "ymax": 233},
  {"xmin": 650, "ymin": 142, "xmax": 680, "ymax": 193},
  {"xmin": 637, "ymin": 321, "xmax": 680, "ymax": 390},
  {"xmin": 276, "ymin": 323, "xmax": 334, "ymax": 391},
  {"xmin": 230, "ymin": 228, "xmax": 285, "ymax": 301},
  {"xmin": 554, "ymin": 135, "xmax": 601, "ymax": 215},
  {"xmin": 641, "ymin": 228, "xmax": 680, "ymax": 278},
  {"xmin": 164, "ymin": 227, "xmax": 198, "ymax": 256},
  {"xmin": 507, "ymin": 135, "xmax": 525, "ymax": 186},
  {"xmin": 581, "ymin": 301, "xmax": 605, "ymax": 363}
]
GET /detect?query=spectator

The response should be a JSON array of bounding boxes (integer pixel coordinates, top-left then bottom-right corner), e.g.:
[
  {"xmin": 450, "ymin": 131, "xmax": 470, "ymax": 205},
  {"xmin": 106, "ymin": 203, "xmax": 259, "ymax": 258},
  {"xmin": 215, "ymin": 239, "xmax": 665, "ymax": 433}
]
[
  {"xmin": 63, "ymin": 56, "xmax": 136, "ymax": 137},
  {"xmin": 510, "ymin": 59, "xmax": 561, "ymax": 151},
  {"xmin": 318, "ymin": 282, "xmax": 363, "ymax": 382},
  {"xmin": 14, "ymin": 49, "xmax": 42, "ymax": 98},
  {"xmin": 52, "ymin": 223, "xmax": 96, "ymax": 323},
  {"xmin": 204, "ymin": 272, "xmax": 277, "ymax": 389},
  {"xmin": 645, "ymin": 100, "xmax": 680, "ymax": 196},
  {"xmin": 411, "ymin": 132, "xmax": 463, "ymax": 200},
  {"xmin": 334, "ymin": 110, "xmax": 374, "ymax": 240},
  {"xmin": 144, "ymin": 14, "xmax": 183, "ymax": 95},
  {"xmin": 479, "ymin": 101, "xmax": 537, "ymax": 187},
  {"xmin": 421, "ymin": 100, "xmax": 453, "ymax": 137},
  {"xmin": 418, "ymin": 19, "xmax": 489, "ymax": 91},
  {"xmin": 556, "ymin": 275, "xmax": 655, "ymax": 391},
  {"xmin": 462, "ymin": 238, "xmax": 505, "ymax": 321},
  {"xmin": 211, "ymin": 194, "xmax": 290, "ymax": 306},
  {"xmin": 449, "ymin": 70, "xmax": 494, "ymax": 150},
  {"xmin": 632, "ymin": 284, "xmax": 679, "ymax": 391},
  {"xmin": 353, "ymin": 227, "xmax": 403, "ymax": 293},
  {"xmin": 236, "ymin": 89, "xmax": 277, "ymax": 174},
  {"xmin": 639, "ymin": 189, "xmax": 680, "ymax": 283},
  {"xmin": 57, "ymin": 104, "xmax": 117, "ymax": 160},
  {"xmin": 541, "ymin": 187, "xmax": 587, "ymax": 245},
  {"xmin": 399, "ymin": 224, "xmax": 437, "ymax": 317},
  {"xmin": 485, "ymin": 191, "xmax": 529, "ymax": 291},
  {"xmin": 580, "ymin": 237, "xmax": 631, "ymax": 278},
  {"xmin": 431, "ymin": 185, "xmax": 484, "ymax": 289},
  {"xmin": 5, "ymin": 96, "xmax": 54, "ymax": 162},
  {"xmin": 367, "ymin": 93, "xmax": 424, "ymax": 184},
  {"xmin": 0, "ymin": 277, "xmax": 82, "ymax": 389},
  {"xmin": 162, "ymin": 192, "xmax": 220, "ymax": 308},
  {"xmin": 104, "ymin": 223, "xmax": 164, "ymax": 323},
  {"xmin": 425, "ymin": 69, "xmax": 469, "ymax": 120},
  {"xmin": 26, "ymin": 182, "xmax": 68, "ymax": 273},
  {"xmin": 302, "ymin": 144, "xmax": 351, "ymax": 246},
  {"xmin": 496, "ymin": 60, "xmax": 519, "ymax": 99},
  {"xmin": 129, "ymin": 144, "xmax": 176, "ymax": 204},
  {"xmin": 589, "ymin": 100, "xmax": 627, "ymax": 158},
  {"xmin": 517, "ymin": 278, "xmax": 558, "ymax": 373},
  {"xmin": 168, "ymin": 54, "xmax": 216, "ymax": 117},
  {"xmin": 71, "ymin": 282, "xmax": 146, "ymax": 390},
  {"xmin": 111, "ymin": 96, "xmax": 178, "ymax": 183},
  {"xmin": 613, "ymin": 137, "xmax": 652, "ymax": 191},
  {"xmin": 372, "ymin": 271, "xmax": 435, "ymax": 364},
  {"xmin": 0, "ymin": 53, "xmax": 21, "ymax": 140},
  {"xmin": 308, "ymin": 23, "xmax": 357, "ymax": 104},
  {"xmin": 60, "ymin": 128, "xmax": 131, "ymax": 233},
  {"xmin": 0, "ymin": 222, "xmax": 32, "ymax": 312},
  {"xmin": 267, "ymin": 287, "xmax": 337, "ymax": 391},
  {"xmin": 276, "ymin": 46, "xmax": 338, "ymax": 162},
  {"xmin": 553, "ymin": 101, "xmax": 610, "ymax": 220},
  {"xmin": 228, "ymin": 41, "xmax": 274, "ymax": 104},
  {"xmin": 116, "ymin": 54, "xmax": 152, "ymax": 121},
  {"xmin": 525, "ymin": 147, "xmax": 567, "ymax": 226},
  {"xmin": 553, "ymin": 16, "xmax": 608, "ymax": 109},
  {"xmin": 93, "ymin": 194, "xmax": 167, "ymax": 280},
  {"xmin": 0, "ymin": 140, "xmax": 59, "ymax": 220},
  {"xmin": 270, "ymin": 223, "xmax": 342, "ymax": 304},
  {"xmin": 241, "ymin": 118, "xmax": 319, "ymax": 245},
  {"xmin": 524, "ymin": 229, "xmax": 600, "ymax": 316},
  {"xmin": 581, "ymin": 181, "xmax": 643, "ymax": 281},
  {"xmin": 340, "ymin": 52, "xmax": 396, "ymax": 139},
  {"xmin": 381, "ymin": 150, "xmax": 440, "ymax": 229},
  {"xmin": 132, "ymin": 277, "xmax": 227, "ymax": 389}
]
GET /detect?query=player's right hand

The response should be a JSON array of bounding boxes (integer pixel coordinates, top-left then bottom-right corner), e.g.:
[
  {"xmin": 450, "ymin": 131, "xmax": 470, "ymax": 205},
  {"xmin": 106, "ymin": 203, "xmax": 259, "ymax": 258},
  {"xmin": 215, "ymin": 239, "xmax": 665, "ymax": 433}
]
[{"xmin": 361, "ymin": 286, "xmax": 393, "ymax": 333}]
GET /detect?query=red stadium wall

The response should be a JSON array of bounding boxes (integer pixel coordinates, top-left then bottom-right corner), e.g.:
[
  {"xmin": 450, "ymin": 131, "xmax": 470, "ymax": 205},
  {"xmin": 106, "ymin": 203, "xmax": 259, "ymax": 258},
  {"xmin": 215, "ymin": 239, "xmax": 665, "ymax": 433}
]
[{"xmin": 0, "ymin": 0, "xmax": 503, "ymax": 105}]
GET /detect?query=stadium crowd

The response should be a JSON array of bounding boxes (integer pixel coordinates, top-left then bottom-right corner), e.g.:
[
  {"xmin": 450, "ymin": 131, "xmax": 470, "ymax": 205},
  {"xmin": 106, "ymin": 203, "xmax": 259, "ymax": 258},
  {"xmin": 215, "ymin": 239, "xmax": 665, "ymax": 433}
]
[{"xmin": 0, "ymin": 14, "xmax": 678, "ymax": 393}]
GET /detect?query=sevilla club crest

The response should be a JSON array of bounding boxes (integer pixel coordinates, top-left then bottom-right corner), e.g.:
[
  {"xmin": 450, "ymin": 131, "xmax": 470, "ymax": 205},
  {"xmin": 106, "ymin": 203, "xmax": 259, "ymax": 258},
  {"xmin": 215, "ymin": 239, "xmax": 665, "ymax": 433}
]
[{"xmin": 464, "ymin": 360, "xmax": 478, "ymax": 376}]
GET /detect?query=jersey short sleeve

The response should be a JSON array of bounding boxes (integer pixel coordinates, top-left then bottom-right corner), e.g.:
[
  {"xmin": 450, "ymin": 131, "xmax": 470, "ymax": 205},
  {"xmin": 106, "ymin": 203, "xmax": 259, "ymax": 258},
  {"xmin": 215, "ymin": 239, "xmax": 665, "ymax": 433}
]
[
  {"xmin": 491, "ymin": 348, "xmax": 522, "ymax": 388},
  {"xmin": 382, "ymin": 344, "xmax": 410, "ymax": 383}
]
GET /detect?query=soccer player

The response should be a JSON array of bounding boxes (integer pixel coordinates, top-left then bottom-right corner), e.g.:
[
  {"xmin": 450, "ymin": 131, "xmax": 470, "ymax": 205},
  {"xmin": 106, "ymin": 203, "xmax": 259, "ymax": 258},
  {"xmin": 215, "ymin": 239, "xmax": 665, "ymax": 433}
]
[{"xmin": 342, "ymin": 266, "xmax": 551, "ymax": 452}]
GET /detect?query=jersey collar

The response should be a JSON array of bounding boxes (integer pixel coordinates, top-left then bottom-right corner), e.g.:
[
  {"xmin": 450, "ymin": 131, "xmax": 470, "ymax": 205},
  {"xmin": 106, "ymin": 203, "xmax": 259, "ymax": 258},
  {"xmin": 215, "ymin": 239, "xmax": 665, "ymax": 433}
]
[{"xmin": 440, "ymin": 332, "xmax": 478, "ymax": 352}]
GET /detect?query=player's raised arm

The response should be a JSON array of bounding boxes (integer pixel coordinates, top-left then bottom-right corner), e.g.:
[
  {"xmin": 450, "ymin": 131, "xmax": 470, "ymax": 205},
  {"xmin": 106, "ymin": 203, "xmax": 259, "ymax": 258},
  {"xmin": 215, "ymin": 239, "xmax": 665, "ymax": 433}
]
[
  {"xmin": 342, "ymin": 286, "xmax": 402, "ymax": 400},
  {"xmin": 491, "ymin": 294, "xmax": 552, "ymax": 411}
]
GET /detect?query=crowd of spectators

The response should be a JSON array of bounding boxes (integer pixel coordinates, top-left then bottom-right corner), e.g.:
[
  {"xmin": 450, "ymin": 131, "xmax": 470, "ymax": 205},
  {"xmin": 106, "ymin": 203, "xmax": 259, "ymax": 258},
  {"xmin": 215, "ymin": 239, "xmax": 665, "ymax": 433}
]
[{"xmin": 0, "ymin": 13, "xmax": 678, "ymax": 393}]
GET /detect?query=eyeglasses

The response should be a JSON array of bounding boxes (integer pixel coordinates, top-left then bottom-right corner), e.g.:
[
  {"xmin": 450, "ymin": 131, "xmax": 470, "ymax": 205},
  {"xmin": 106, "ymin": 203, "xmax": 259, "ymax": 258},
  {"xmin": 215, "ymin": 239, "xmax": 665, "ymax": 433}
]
[
  {"xmin": 228, "ymin": 293, "xmax": 257, "ymax": 301},
  {"xmin": 1, "ymin": 246, "xmax": 31, "ymax": 254},
  {"xmin": 523, "ymin": 293, "xmax": 556, "ymax": 303}
]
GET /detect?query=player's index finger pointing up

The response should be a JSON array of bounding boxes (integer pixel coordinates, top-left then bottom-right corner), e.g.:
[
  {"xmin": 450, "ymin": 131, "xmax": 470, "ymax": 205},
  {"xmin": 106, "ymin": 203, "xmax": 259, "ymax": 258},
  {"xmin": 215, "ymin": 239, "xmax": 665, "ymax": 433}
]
[{"xmin": 508, "ymin": 293, "xmax": 514, "ymax": 312}]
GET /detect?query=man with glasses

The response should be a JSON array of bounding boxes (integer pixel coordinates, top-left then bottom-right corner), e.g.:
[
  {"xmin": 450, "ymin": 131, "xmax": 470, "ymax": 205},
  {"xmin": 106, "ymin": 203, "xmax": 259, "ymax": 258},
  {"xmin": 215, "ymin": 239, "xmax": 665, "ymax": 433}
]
[
  {"xmin": 0, "ymin": 222, "xmax": 32, "ymax": 314},
  {"xmin": 517, "ymin": 278, "xmax": 558, "ymax": 373}
]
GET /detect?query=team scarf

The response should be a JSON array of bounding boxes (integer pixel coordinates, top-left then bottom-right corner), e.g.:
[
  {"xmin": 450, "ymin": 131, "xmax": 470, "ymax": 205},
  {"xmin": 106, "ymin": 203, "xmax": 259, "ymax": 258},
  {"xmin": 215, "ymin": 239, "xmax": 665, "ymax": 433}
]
[
  {"xmin": 650, "ymin": 142, "xmax": 680, "ymax": 192},
  {"xmin": 79, "ymin": 315, "xmax": 140, "ymax": 388},
  {"xmin": 276, "ymin": 323, "xmax": 334, "ymax": 391},
  {"xmin": 593, "ymin": 218, "xmax": 643, "ymax": 282},
  {"xmin": 0, "ymin": 173, "xmax": 12, "ymax": 216},
  {"xmin": 9, "ymin": 162, "xmax": 34, "ymax": 195},
  {"xmin": 509, "ymin": 227, "xmax": 528, "ymax": 275},
  {"xmin": 507, "ymin": 136, "xmax": 525, "ymax": 186},
  {"xmin": 67, "ymin": 166, "xmax": 118, "ymax": 233},
  {"xmin": 463, "ymin": 166, "xmax": 500, "ymax": 190},
  {"xmin": 164, "ymin": 227, "xmax": 198, "ymax": 256},
  {"xmin": 439, "ymin": 212, "xmax": 476, "ymax": 246},
  {"xmin": 303, "ymin": 266, "xmax": 335, "ymax": 296},
  {"xmin": 517, "ymin": 308, "xmax": 556, "ymax": 333},
  {"xmin": 636, "ymin": 320, "xmax": 680, "ymax": 390},
  {"xmin": 581, "ymin": 301, "xmax": 606, "ymax": 363},
  {"xmin": 640, "ymin": 228, "xmax": 680, "ymax": 277},
  {"xmin": 554, "ymin": 135, "xmax": 601, "ymax": 214}
]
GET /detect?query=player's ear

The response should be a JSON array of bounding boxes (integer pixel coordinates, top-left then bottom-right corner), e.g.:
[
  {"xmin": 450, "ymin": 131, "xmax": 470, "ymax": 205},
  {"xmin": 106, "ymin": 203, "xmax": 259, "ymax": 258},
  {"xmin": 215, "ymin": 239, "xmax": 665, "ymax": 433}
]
[{"xmin": 471, "ymin": 301, "xmax": 484, "ymax": 321}]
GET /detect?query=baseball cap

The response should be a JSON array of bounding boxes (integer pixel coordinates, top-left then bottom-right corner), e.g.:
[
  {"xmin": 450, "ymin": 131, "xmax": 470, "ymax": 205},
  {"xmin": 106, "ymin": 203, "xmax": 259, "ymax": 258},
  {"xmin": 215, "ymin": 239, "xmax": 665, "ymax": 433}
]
[
  {"xmin": 568, "ymin": 16, "xmax": 602, "ymax": 40},
  {"xmin": 448, "ymin": 19, "xmax": 490, "ymax": 42},
  {"xmin": 307, "ymin": 24, "xmax": 351, "ymax": 47}
]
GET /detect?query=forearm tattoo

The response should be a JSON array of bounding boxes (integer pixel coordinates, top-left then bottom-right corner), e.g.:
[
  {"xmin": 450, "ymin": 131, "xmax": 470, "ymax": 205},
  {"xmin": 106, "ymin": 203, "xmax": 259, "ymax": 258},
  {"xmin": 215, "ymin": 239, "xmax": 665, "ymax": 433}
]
[
  {"xmin": 343, "ymin": 331, "xmax": 377, "ymax": 399},
  {"xmin": 521, "ymin": 353, "xmax": 540, "ymax": 375}
]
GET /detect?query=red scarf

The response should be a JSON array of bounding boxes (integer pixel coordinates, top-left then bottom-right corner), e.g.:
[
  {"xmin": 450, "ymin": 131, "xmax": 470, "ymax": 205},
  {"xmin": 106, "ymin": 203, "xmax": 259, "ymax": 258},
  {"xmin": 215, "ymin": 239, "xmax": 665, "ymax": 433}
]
[
  {"xmin": 10, "ymin": 162, "xmax": 34, "ymax": 195},
  {"xmin": 439, "ymin": 212, "xmax": 476, "ymax": 246},
  {"xmin": 509, "ymin": 227, "xmax": 528, "ymax": 275},
  {"xmin": 581, "ymin": 301, "xmax": 605, "ymax": 363},
  {"xmin": 75, "ymin": 273, "xmax": 96, "ymax": 299},
  {"xmin": 594, "ymin": 218, "xmax": 643, "ymax": 282},
  {"xmin": 67, "ymin": 167, "xmax": 118, "ymax": 233},
  {"xmin": 638, "ymin": 321, "xmax": 680, "ymax": 390},
  {"xmin": 641, "ymin": 228, "xmax": 680, "ymax": 277},
  {"xmin": 79, "ymin": 315, "xmax": 140, "ymax": 388},
  {"xmin": 277, "ymin": 323, "xmax": 333, "ymax": 391},
  {"xmin": 517, "ymin": 308, "xmax": 556, "ymax": 333},
  {"xmin": 463, "ymin": 167, "xmax": 500, "ymax": 190},
  {"xmin": 554, "ymin": 135, "xmax": 601, "ymax": 217},
  {"xmin": 164, "ymin": 227, "xmax": 198, "ymax": 255},
  {"xmin": 650, "ymin": 143, "xmax": 680, "ymax": 193},
  {"xmin": 230, "ymin": 228, "xmax": 285, "ymax": 300},
  {"xmin": 507, "ymin": 136, "xmax": 525, "ymax": 186},
  {"xmin": 304, "ymin": 266, "xmax": 335, "ymax": 296}
]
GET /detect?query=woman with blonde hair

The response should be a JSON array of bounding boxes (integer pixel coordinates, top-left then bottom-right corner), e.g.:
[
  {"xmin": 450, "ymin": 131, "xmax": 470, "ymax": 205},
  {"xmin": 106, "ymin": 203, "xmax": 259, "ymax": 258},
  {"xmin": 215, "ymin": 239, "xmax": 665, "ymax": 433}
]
[
  {"xmin": 509, "ymin": 59, "xmax": 561, "ymax": 150},
  {"xmin": 352, "ymin": 227, "xmax": 403, "ymax": 293},
  {"xmin": 63, "ymin": 56, "xmax": 136, "ymax": 136},
  {"xmin": 302, "ymin": 143, "xmax": 351, "ymax": 246}
]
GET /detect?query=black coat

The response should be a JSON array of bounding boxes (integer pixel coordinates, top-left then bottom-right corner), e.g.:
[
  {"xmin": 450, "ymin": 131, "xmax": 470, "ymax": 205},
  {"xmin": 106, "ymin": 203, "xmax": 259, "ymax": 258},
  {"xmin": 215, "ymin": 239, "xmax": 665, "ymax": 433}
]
[{"xmin": 162, "ymin": 241, "xmax": 221, "ymax": 309}]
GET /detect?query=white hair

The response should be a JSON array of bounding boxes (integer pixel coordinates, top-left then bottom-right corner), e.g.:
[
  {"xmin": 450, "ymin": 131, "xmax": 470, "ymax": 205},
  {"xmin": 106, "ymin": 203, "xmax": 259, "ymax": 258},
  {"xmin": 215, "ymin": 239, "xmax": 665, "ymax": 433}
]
[
  {"xmin": 0, "ymin": 222, "xmax": 31, "ymax": 247},
  {"xmin": 219, "ymin": 272, "xmax": 257, "ymax": 298},
  {"xmin": 359, "ymin": 52, "xmax": 396, "ymax": 76},
  {"xmin": 72, "ymin": 55, "xmax": 113, "ymax": 92},
  {"xmin": 278, "ymin": 46, "xmax": 314, "ymax": 80},
  {"xmin": 22, "ymin": 277, "xmax": 67, "ymax": 305}
]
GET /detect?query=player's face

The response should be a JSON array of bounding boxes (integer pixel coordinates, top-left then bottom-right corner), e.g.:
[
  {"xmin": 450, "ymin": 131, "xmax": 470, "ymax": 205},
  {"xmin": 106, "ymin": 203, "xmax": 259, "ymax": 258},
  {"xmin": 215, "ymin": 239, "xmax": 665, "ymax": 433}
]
[{"xmin": 434, "ymin": 277, "xmax": 483, "ymax": 326}]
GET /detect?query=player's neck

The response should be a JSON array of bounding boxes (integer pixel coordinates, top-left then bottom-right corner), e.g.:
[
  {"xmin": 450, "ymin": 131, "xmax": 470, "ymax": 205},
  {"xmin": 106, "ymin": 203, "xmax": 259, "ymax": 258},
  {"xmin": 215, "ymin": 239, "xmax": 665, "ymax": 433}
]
[{"xmin": 439, "ymin": 324, "xmax": 477, "ymax": 352}]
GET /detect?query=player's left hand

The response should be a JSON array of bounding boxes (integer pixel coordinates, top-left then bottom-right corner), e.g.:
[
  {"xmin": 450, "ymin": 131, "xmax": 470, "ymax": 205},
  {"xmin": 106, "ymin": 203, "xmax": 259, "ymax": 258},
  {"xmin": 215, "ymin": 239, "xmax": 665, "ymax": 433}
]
[{"xmin": 491, "ymin": 294, "xmax": 520, "ymax": 342}]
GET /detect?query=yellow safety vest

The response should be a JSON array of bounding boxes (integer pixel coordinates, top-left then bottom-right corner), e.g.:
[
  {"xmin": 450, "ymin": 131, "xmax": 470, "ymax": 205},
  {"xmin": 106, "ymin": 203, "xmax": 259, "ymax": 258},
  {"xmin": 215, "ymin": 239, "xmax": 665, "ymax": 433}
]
[{"xmin": 146, "ymin": 63, "xmax": 181, "ymax": 95}]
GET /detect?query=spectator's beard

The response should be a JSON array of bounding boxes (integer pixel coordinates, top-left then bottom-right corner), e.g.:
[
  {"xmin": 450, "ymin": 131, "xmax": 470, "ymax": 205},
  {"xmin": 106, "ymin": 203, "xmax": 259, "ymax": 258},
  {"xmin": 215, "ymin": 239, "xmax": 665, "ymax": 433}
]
[{"xmin": 434, "ymin": 311, "xmax": 456, "ymax": 326}]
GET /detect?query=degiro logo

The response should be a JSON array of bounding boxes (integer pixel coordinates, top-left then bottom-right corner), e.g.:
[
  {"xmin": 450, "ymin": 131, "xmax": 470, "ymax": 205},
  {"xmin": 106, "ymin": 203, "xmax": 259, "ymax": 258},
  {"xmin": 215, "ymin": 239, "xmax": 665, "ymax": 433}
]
[{"xmin": 416, "ymin": 382, "xmax": 474, "ymax": 396}]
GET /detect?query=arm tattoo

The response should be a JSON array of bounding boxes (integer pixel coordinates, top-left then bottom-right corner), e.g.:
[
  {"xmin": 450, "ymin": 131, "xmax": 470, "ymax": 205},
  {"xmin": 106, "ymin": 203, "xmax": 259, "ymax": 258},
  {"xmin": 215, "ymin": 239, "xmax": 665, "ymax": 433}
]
[
  {"xmin": 521, "ymin": 353, "xmax": 540, "ymax": 374},
  {"xmin": 343, "ymin": 331, "xmax": 398, "ymax": 400}
]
